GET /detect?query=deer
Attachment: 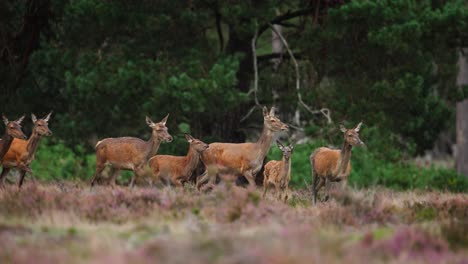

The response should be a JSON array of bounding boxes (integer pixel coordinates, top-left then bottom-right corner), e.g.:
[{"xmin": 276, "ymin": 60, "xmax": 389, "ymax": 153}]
[
  {"xmin": 90, "ymin": 114, "xmax": 173, "ymax": 187},
  {"xmin": 262, "ymin": 141, "xmax": 294, "ymax": 202},
  {"xmin": 196, "ymin": 106, "xmax": 289, "ymax": 190},
  {"xmin": 0, "ymin": 112, "xmax": 53, "ymax": 188},
  {"xmin": 147, "ymin": 134, "xmax": 209, "ymax": 187},
  {"xmin": 310, "ymin": 122, "xmax": 364, "ymax": 204},
  {"xmin": 0, "ymin": 115, "xmax": 27, "ymax": 161}
]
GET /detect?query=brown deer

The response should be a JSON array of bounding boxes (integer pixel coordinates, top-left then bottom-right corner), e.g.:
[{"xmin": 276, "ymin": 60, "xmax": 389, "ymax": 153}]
[
  {"xmin": 310, "ymin": 122, "xmax": 364, "ymax": 204},
  {"xmin": 197, "ymin": 106, "xmax": 288, "ymax": 190},
  {"xmin": 147, "ymin": 134, "xmax": 209, "ymax": 187},
  {"xmin": 90, "ymin": 114, "xmax": 173, "ymax": 187},
  {"xmin": 0, "ymin": 112, "xmax": 53, "ymax": 188},
  {"xmin": 262, "ymin": 141, "xmax": 294, "ymax": 201},
  {"xmin": 0, "ymin": 115, "xmax": 27, "ymax": 161}
]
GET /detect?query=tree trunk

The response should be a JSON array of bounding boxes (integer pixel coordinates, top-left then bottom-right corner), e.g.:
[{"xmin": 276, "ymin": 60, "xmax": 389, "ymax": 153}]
[
  {"xmin": 218, "ymin": 25, "xmax": 253, "ymax": 143},
  {"xmin": 456, "ymin": 49, "xmax": 468, "ymax": 177}
]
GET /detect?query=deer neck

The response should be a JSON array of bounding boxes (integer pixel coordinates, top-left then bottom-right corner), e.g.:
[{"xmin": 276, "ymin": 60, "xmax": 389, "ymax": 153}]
[
  {"xmin": 255, "ymin": 124, "xmax": 274, "ymax": 162},
  {"xmin": 26, "ymin": 130, "xmax": 43, "ymax": 157},
  {"xmin": 281, "ymin": 156, "xmax": 291, "ymax": 179},
  {"xmin": 182, "ymin": 145, "xmax": 201, "ymax": 177},
  {"xmin": 335, "ymin": 141, "xmax": 353, "ymax": 175},
  {"xmin": 145, "ymin": 134, "xmax": 161, "ymax": 161},
  {"xmin": 0, "ymin": 131, "xmax": 14, "ymax": 160}
]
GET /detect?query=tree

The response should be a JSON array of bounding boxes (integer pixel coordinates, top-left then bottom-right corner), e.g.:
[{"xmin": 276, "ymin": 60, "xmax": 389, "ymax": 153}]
[{"xmin": 456, "ymin": 49, "xmax": 468, "ymax": 176}]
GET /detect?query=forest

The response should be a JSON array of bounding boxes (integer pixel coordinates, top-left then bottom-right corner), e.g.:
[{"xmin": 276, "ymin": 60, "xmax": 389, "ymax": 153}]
[
  {"xmin": 0, "ymin": 1, "xmax": 467, "ymax": 263},
  {"xmin": 1, "ymin": 0, "xmax": 468, "ymax": 189}
]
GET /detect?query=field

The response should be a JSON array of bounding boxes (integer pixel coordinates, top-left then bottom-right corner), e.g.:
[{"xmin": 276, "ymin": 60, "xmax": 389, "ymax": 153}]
[{"xmin": 0, "ymin": 182, "xmax": 467, "ymax": 264}]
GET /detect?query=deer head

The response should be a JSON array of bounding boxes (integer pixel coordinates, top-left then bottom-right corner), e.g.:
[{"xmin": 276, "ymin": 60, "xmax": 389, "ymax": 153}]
[
  {"xmin": 276, "ymin": 140, "xmax": 294, "ymax": 161},
  {"xmin": 263, "ymin": 106, "xmax": 289, "ymax": 132},
  {"xmin": 31, "ymin": 112, "xmax": 53, "ymax": 137},
  {"xmin": 185, "ymin": 134, "xmax": 209, "ymax": 153},
  {"xmin": 340, "ymin": 121, "xmax": 364, "ymax": 146},
  {"xmin": 146, "ymin": 114, "xmax": 173, "ymax": 142},
  {"xmin": 2, "ymin": 114, "xmax": 26, "ymax": 139}
]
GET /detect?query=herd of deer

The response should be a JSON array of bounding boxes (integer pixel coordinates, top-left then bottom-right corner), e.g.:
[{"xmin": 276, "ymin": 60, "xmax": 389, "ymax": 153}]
[{"xmin": 0, "ymin": 107, "xmax": 364, "ymax": 204}]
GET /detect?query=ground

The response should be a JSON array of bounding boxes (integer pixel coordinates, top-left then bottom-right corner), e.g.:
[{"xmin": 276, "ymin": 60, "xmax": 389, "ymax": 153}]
[{"xmin": 0, "ymin": 182, "xmax": 466, "ymax": 263}]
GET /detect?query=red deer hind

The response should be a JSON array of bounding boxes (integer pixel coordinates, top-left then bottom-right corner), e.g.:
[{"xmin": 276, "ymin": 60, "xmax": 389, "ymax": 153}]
[
  {"xmin": 147, "ymin": 134, "xmax": 209, "ymax": 187},
  {"xmin": 310, "ymin": 122, "xmax": 364, "ymax": 204},
  {"xmin": 90, "ymin": 114, "xmax": 173, "ymax": 187},
  {"xmin": 0, "ymin": 112, "xmax": 53, "ymax": 188},
  {"xmin": 0, "ymin": 115, "xmax": 27, "ymax": 161},
  {"xmin": 197, "ymin": 107, "xmax": 288, "ymax": 190}
]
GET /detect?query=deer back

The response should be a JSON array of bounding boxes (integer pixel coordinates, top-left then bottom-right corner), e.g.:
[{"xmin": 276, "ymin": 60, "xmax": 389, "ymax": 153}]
[
  {"xmin": 96, "ymin": 137, "xmax": 150, "ymax": 167},
  {"xmin": 201, "ymin": 142, "xmax": 258, "ymax": 173}
]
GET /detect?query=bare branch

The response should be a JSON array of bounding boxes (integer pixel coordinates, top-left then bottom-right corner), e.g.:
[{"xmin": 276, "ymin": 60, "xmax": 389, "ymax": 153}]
[
  {"xmin": 241, "ymin": 28, "xmax": 262, "ymax": 122},
  {"xmin": 268, "ymin": 23, "xmax": 332, "ymax": 124},
  {"xmin": 215, "ymin": 9, "xmax": 224, "ymax": 52},
  {"xmin": 258, "ymin": 7, "xmax": 314, "ymax": 37}
]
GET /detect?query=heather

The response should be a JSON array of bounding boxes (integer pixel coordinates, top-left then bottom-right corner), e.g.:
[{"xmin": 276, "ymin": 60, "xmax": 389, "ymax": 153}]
[{"xmin": 0, "ymin": 182, "xmax": 466, "ymax": 263}]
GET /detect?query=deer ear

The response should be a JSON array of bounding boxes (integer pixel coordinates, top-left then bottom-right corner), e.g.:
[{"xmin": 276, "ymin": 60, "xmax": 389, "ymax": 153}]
[
  {"xmin": 269, "ymin": 106, "xmax": 276, "ymax": 116},
  {"xmin": 354, "ymin": 121, "xmax": 363, "ymax": 132},
  {"xmin": 2, "ymin": 115, "xmax": 8, "ymax": 125},
  {"xmin": 262, "ymin": 106, "xmax": 269, "ymax": 118},
  {"xmin": 276, "ymin": 140, "xmax": 285, "ymax": 149},
  {"xmin": 43, "ymin": 111, "xmax": 53, "ymax": 122},
  {"xmin": 160, "ymin": 113, "xmax": 169, "ymax": 125},
  {"xmin": 146, "ymin": 116, "xmax": 155, "ymax": 127},
  {"xmin": 340, "ymin": 124, "xmax": 347, "ymax": 133},
  {"xmin": 289, "ymin": 144, "xmax": 294, "ymax": 151},
  {"xmin": 31, "ymin": 114, "xmax": 37, "ymax": 123},
  {"xmin": 185, "ymin": 134, "xmax": 193, "ymax": 142},
  {"xmin": 16, "ymin": 115, "xmax": 25, "ymax": 124}
]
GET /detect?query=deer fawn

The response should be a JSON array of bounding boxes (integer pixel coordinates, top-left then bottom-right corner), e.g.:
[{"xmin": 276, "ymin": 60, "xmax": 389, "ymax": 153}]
[
  {"xmin": 0, "ymin": 112, "xmax": 53, "ymax": 188},
  {"xmin": 147, "ymin": 134, "xmax": 209, "ymax": 187},
  {"xmin": 310, "ymin": 122, "xmax": 364, "ymax": 204},
  {"xmin": 90, "ymin": 114, "xmax": 173, "ymax": 187},
  {"xmin": 0, "ymin": 115, "xmax": 27, "ymax": 161},
  {"xmin": 197, "ymin": 106, "xmax": 288, "ymax": 190},
  {"xmin": 262, "ymin": 141, "xmax": 294, "ymax": 201}
]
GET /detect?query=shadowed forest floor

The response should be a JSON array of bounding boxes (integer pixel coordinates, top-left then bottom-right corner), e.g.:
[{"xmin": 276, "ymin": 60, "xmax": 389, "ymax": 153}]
[{"xmin": 0, "ymin": 182, "xmax": 466, "ymax": 263}]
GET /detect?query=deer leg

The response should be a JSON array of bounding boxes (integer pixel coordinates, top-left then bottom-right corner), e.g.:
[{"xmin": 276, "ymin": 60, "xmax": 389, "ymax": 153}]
[
  {"xmin": 312, "ymin": 170, "xmax": 319, "ymax": 204},
  {"xmin": 324, "ymin": 178, "xmax": 331, "ymax": 202},
  {"xmin": 0, "ymin": 167, "xmax": 11, "ymax": 186},
  {"xmin": 275, "ymin": 184, "xmax": 281, "ymax": 200},
  {"xmin": 262, "ymin": 177, "xmax": 269, "ymax": 198},
  {"xmin": 109, "ymin": 168, "xmax": 120, "ymax": 187},
  {"xmin": 130, "ymin": 165, "xmax": 146, "ymax": 188},
  {"xmin": 90, "ymin": 164, "xmax": 105, "ymax": 187},
  {"xmin": 18, "ymin": 170, "xmax": 28, "ymax": 188},
  {"xmin": 244, "ymin": 170, "xmax": 256, "ymax": 190},
  {"xmin": 283, "ymin": 184, "xmax": 289, "ymax": 202},
  {"xmin": 314, "ymin": 177, "xmax": 326, "ymax": 203},
  {"xmin": 341, "ymin": 178, "xmax": 348, "ymax": 191},
  {"xmin": 16, "ymin": 163, "xmax": 32, "ymax": 188},
  {"xmin": 196, "ymin": 170, "xmax": 209, "ymax": 191},
  {"xmin": 129, "ymin": 171, "xmax": 137, "ymax": 188}
]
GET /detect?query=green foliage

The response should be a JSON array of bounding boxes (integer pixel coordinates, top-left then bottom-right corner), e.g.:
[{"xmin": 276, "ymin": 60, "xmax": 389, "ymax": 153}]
[
  {"xmin": 31, "ymin": 139, "xmax": 95, "ymax": 181},
  {"xmin": 298, "ymin": 0, "xmax": 467, "ymax": 154}
]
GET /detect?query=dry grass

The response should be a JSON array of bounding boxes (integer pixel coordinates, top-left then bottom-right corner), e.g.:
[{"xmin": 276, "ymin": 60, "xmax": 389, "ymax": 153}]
[{"xmin": 0, "ymin": 181, "xmax": 466, "ymax": 263}]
